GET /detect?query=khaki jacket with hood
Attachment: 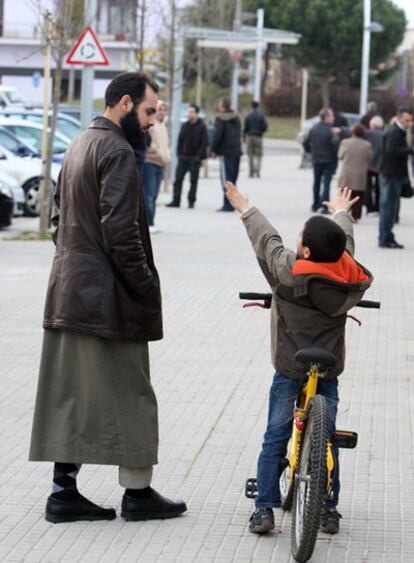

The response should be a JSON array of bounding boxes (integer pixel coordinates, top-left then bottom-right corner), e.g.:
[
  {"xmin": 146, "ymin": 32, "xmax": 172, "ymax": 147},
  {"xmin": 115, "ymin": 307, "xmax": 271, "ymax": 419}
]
[{"xmin": 242, "ymin": 208, "xmax": 373, "ymax": 379}]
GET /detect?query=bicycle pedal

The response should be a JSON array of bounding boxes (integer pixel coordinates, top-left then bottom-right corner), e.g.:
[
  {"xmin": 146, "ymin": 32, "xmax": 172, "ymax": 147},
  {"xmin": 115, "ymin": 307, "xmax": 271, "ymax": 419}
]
[
  {"xmin": 245, "ymin": 477, "xmax": 258, "ymax": 499},
  {"xmin": 333, "ymin": 430, "xmax": 358, "ymax": 449}
]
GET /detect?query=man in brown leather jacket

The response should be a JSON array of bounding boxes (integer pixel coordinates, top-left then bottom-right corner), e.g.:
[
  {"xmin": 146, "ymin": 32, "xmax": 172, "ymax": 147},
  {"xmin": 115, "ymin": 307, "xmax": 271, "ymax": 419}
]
[
  {"xmin": 29, "ymin": 72, "xmax": 186, "ymax": 523},
  {"xmin": 226, "ymin": 182, "xmax": 373, "ymax": 536}
]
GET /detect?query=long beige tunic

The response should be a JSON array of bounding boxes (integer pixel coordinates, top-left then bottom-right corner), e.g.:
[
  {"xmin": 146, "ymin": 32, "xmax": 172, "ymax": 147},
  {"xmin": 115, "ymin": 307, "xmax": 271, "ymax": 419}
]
[
  {"xmin": 29, "ymin": 329, "xmax": 158, "ymax": 467},
  {"xmin": 337, "ymin": 136, "xmax": 373, "ymax": 192}
]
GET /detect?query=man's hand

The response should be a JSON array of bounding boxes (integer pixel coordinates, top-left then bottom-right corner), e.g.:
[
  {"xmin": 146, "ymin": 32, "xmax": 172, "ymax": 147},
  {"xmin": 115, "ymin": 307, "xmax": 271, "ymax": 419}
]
[
  {"xmin": 323, "ymin": 187, "xmax": 359, "ymax": 212},
  {"xmin": 225, "ymin": 181, "xmax": 250, "ymax": 213}
]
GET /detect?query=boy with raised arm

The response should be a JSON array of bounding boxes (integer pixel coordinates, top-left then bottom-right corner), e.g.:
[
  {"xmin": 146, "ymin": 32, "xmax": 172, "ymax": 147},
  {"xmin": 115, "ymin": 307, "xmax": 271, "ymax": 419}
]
[{"xmin": 225, "ymin": 183, "xmax": 373, "ymax": 535}]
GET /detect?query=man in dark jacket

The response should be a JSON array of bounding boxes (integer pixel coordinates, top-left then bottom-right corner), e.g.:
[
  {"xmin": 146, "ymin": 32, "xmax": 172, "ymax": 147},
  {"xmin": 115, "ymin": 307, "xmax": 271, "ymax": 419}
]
[
  {"xmin": 304, "ymin": 108, "xmax": 340, "ymax": 213},
  {"xmin": 166, "ymin": 103, "xmax": 208, "ymax": 209},
  {"xmin": 225, "ymin": 182, "xmax": 373, "ymax": 536},
  {"xmin": 212, "ymin": 97, "xmax": 242, "ymax": 211},
  {"xmin": 243, "ymin": 101, "xmax": 268, "ymax": 178},
  {"xmin": 378, "ymin": 106, "xmax": 413, "ymax": 248},
  {"xmin": 29, "ymin": 72, "xmax": 186, "ymax": 523}
]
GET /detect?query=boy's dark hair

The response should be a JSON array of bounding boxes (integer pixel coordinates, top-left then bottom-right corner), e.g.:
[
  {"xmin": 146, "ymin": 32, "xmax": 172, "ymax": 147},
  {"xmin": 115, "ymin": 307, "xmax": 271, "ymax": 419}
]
[
  {"xmin": 189, "ymin": 103, "xmax": 200, "ymax": 113},
  {"xmin": 302, "ymin": 216, "xmax": 346, "ymax": 263},
  {"xmin": 251, "ymin": 101, "xmax": 259, "ymax": 109},
  {"xmin": 105, "ymin": 72, "xmax": 159, "ymax": 108}
]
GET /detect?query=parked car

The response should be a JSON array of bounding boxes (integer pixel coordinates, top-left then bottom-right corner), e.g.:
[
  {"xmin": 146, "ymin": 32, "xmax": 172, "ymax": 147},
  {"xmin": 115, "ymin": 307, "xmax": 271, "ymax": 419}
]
[
  {"xmin": 0, "ymin": 108, "xmax": 81, "ymax": 140},
  {"xmin": 0, "ymin": 86, "xmax": 27, "ymax": 108},
  {"xmin": 0, "ymin": 126, "xmax": 38, "ymax": 157},
  {"xmin": 0, "ymin": 118, "xmax": 69, "ymax": 163},
  {"xmin": 0, "ymin": 146, "xmax": 61, "ymax": 216},
  {"xmin": 0, "ymin": 178, "xmax": 15, "ymax": 229},
  {"xmin": 0, "ymin": 170, "xmax": 25, "ymax": 216}
]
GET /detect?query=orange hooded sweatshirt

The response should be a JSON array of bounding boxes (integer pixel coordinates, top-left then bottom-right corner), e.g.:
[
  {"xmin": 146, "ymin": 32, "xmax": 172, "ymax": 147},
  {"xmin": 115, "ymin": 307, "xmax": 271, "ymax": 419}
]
[{"xmin": 292, "ymin": 251, "xmax": 369, "ymax": 284}]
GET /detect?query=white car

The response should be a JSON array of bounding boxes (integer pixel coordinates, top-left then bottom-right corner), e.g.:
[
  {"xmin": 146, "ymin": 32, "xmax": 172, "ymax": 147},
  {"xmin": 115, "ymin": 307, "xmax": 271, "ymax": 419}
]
[
  {"xmin": 0, "ymin": 109, "xmax": 81, "ymax": 140},
  {"xmin": 0, "ymin": 146, "xmax": 61, "ymax": 217},
  {"xmin": 0, "ymin": 170, "xmax": 25, "ymax": 216},
  {"xmin": 0, "ymin": 117, "xmax": 70, "ymax": 158}
]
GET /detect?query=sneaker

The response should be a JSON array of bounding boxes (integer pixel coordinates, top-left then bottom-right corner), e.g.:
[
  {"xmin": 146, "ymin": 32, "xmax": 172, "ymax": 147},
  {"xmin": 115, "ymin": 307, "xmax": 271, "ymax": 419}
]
[
  {"xmin": 320, "ymin": 507, "xmax": 342, "ymax": 534},
  {"xmin": 379, "ymin": 241, "xmax": 404, "ymax": 249},
  {"xmin": 248, "ymin": 508, "xmax": 275, "ymax": 534},
  {"xmin": 166, "ymin": 201, "xmax": 180, "ymax": 208}
]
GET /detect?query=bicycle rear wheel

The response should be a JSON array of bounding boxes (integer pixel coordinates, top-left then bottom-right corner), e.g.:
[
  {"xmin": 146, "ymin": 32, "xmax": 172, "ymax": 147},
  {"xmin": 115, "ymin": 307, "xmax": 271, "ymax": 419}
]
[{"xmin": 291, "ymin": 394, "xmax": 329, "ymax": 563}]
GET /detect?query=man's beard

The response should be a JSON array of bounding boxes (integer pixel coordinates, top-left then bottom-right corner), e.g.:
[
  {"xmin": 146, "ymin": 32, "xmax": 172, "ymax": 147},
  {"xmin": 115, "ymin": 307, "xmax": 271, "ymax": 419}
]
[{"xmin": 120, "ymin": 106, "xmax": 147, "ymax": 151}]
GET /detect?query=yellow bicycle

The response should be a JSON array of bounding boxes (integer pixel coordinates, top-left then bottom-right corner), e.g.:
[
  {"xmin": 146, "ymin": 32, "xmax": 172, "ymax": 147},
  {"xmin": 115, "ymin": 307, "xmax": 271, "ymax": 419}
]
[{"xmin": 241, "ymin": 292, "xmax": 380, "ymax": 563}]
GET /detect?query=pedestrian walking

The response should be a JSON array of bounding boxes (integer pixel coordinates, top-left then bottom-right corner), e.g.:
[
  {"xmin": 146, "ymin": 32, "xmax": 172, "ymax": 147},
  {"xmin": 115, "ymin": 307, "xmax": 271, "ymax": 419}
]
[
  {"xmin": 378, "ymin": 106, "xmax": 414, "ymax": 249},
  {"xmin": 363, "ymin": 115, "xmax": 385, "ymax": 214},
  {"xmin": 166, "ymin": 104, "xmax": 208, "ymax": 209},
  {"xmin": 243, "ymin": 100, "xmax": 268, "ymax": 178},
  {"xmin": 338, "ymin": 124, "xmax": 373, "ymax": 221},
  {"xmin": 211, "ymin": 97, "xmax": 242, "ymax": 212},
  {"xmin": 29, "ymin": 72, "xmax": 187, "ymax": 523},
  {"xmin": 303, "ymin": 108, "xmax": 340, "ymax": 213},
  {"xmin": 142, "ymin": 100, "xmax": 171, "ymax": 233}
]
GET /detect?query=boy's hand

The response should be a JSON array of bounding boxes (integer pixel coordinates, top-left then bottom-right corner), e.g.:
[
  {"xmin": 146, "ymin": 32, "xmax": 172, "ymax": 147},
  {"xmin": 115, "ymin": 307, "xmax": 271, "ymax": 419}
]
[
  {"xmin": 323, "ymin": 187, "xmax": 359, "ymax": 212},
  {"xmin": 225, "ymin": 181, "xmax": 250, "ymax": 213}
]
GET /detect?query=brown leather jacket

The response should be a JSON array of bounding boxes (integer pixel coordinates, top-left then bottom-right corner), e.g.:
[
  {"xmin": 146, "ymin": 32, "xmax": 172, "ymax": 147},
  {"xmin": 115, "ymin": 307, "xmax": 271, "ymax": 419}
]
[{"xmin": 43, "ymin": 117, "xmax": 163, "ymax": 342}]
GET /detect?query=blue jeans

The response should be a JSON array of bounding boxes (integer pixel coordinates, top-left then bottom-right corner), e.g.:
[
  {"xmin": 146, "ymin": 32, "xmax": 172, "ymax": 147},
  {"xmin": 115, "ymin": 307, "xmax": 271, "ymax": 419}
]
[
  {"xmin": 256, "ymin": 371, "xmax": 339, "ymax": 509},
  {"xmin": 142, "ymin": 163, "xmax": 164, "ymax": 226},
  {"xmin": 312, "ymin": 162, "xmax": 336, "ymax": 211},
  {"xmin": 378, "ymin": 174, "xmax": 403, "ymax": 245},
  {"xmin": 220, "ymin": 155, "xmax": 240, "ymax": 210}
]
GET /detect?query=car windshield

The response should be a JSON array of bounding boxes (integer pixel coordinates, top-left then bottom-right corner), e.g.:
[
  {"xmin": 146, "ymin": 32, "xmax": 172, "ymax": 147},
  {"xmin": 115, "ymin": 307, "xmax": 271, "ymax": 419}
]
[
  {"xmin": 0, "ymin": 130, "xmax": 21, "ymax": 154},
  {"xmin": 5, "ymin": 125, "xmax": 68, "ymax": 154},
  {"xmin": 56, "ymin": 118, "xmax": 80, "ymax": 139}
]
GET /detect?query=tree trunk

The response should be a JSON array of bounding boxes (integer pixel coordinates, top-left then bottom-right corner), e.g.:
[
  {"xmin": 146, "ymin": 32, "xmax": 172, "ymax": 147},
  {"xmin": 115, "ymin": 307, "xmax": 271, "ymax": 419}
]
[
  {"xmin": 261, "ymin": 44, "xmax": 271, "ymax": 97},
  {"xmin": 320, "ymin": 75, "xmax": 330, "ymax": 107}
]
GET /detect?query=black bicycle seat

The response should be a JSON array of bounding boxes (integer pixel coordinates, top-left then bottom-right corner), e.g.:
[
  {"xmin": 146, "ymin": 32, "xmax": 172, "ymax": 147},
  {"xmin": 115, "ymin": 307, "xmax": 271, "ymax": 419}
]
[{"xmin": 295, "ymin": 347, "xmax": 336, "ymax": 369}]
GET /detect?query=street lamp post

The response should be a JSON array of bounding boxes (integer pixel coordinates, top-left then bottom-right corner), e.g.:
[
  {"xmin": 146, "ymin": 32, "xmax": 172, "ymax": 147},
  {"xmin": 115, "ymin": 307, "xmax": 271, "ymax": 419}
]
[{"xmin": 359, "ymin": 0, "xmax": 383, "ymax": 115}]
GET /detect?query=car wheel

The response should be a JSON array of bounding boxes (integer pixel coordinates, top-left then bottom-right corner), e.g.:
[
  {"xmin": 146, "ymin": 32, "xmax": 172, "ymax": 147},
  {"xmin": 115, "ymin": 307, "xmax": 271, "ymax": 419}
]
[{"xmin": 23, "ymin": 178, "xmax": 41, "ymax": 217}]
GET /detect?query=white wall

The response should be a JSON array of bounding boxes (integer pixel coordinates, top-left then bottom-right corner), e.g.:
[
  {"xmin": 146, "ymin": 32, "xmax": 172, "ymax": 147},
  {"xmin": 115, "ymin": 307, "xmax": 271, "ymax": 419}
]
[
  {"xmin": 1, "ymin": 75, "xmax": 52, "ymax": 104},
  {"xmin": 3, "ymin": 0, "xmax": 54, "ymax": 37}
]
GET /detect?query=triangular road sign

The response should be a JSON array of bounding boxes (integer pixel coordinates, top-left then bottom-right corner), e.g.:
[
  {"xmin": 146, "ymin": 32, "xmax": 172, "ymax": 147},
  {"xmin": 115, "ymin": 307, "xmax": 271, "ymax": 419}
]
[{"xmin": 66, "ymin": 27, "xmax": 109, "ymax": 66}]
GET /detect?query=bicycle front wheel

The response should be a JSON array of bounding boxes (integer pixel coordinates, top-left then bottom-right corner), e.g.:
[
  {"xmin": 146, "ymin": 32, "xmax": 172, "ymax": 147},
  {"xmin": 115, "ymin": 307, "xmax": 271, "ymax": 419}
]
[{"xmin": 291, "ymin": 394, "xmax": 329, "ymax": 563}]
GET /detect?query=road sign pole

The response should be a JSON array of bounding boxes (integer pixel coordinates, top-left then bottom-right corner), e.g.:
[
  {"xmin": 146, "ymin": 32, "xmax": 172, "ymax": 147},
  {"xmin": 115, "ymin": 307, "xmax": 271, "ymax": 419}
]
[{"xmin": 80, "ymin": 0, "xmax": 98, "ymax": 130}]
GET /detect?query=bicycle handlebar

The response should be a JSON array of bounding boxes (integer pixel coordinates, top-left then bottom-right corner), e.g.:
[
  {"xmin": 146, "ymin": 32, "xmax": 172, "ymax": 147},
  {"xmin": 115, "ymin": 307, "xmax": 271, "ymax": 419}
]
[
  {"xmin": 355, "ymin": 300, "xmax": 381, "ymax": 309},
  {"xmin": 239, "ymin": 292, "xmax": 272, "ymax": 301},
  {"xmin": 239, "ymin": 293, "xmax": 381, "ymax": 309}
]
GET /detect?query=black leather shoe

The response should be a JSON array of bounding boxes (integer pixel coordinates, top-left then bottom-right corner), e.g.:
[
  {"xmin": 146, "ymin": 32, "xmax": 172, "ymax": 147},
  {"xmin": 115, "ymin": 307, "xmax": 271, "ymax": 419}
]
[
  {"xmin": 188, "ymin": 202, "xmax": 195, "ymax": 209},
  {"xmin": 379, "ymin": 241, "xmax": 404, "ymax": 249},
  {"xmin": 121, "ymin": 488, "xmax": 187, "ymax": 521},
  {"xmin": 216, "ymin": 207, "xmax": 234, "ymax": 212},
  {"xmin": 166, "ymin": 202, "xmax": 180, "ymax": 208},
  {"xmin": 46, "ymin": 494, "xmax": 116, "ymax": 523}
]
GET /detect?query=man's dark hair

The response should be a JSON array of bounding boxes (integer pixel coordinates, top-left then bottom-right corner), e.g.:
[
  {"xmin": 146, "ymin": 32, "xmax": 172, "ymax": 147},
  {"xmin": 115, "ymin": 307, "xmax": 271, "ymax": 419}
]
[
  {"xmin": 251, "ymin": 101, "xmax": 259, "ymax": 109},
  {"xmin": 397, "ymin": 106, "xmax": 413, "ymax": 116},
  {"xmin": 189, "ymin": 103, "xmax": 200, "ymax": 113},
  {"xmin": 302, "ymin": 216, "xmax": 346, "ymax": 263},
  {"xmin": 105, "ymin": 72, "xmax": 159, "ymax": 108},
  {"xmin": 319, "ymin": 107, "xmax": 333, "ymax": 121},
  {"xmin": 220, "ymin": 97, "xmax": 231, "ymax": 112}
]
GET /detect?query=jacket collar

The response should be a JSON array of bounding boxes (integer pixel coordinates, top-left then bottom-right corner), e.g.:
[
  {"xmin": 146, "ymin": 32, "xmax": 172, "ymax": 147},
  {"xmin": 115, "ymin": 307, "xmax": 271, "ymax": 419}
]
[{"xmin": 89, "ymin": 116, "xmax": 127, "ymax": 139}]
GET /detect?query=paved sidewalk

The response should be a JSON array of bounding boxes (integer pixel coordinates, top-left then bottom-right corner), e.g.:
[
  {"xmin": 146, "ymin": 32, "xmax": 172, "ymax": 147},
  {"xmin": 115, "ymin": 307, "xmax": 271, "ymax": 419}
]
[{"xmin": 1, "ymin": 139, "xmax": 413, "ymax": 562}]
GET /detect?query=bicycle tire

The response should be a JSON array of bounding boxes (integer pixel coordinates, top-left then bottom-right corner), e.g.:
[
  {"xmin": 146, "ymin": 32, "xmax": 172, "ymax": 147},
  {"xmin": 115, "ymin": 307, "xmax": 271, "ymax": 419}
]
[
  {"xmin": 280, "ymin": 454, "xmax": 294, "ymax": 511},
  {"xmin": 291, "ymin": 394, "xmax": 329, "ymax": 563}
]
